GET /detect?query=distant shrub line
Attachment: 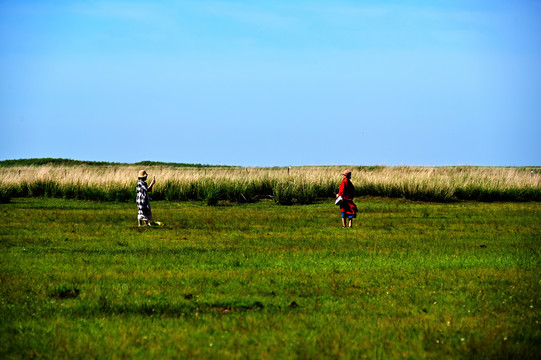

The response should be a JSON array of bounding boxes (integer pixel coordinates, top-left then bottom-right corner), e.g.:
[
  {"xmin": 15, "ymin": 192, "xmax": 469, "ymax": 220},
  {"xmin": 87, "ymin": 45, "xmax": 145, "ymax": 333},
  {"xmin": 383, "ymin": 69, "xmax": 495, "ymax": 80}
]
[
  {"xmin": 1, "ymin": 177, "xmax": 539, "ymax": 204},
  {"xmin": 0, "ymin": 158, "xmax": 229, "ymax": 168}
]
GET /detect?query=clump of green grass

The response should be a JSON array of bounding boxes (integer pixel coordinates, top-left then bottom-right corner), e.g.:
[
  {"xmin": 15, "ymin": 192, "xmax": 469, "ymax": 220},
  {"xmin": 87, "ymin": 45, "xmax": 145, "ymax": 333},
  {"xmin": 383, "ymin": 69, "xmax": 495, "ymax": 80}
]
[
  {"xmin": 272, "ymin": 179, "xmax": 318, "ymax": 205},
  {"xmin": 0, "ymin": 187, "xmax": 10, "ymax": 203},
  {"xmin": 50, "ymin": 285, "xmax": 80, "ymax": 299},
  {"xmin": 272, "ymin": 180, "xmax": 295, "ymax": 205}
]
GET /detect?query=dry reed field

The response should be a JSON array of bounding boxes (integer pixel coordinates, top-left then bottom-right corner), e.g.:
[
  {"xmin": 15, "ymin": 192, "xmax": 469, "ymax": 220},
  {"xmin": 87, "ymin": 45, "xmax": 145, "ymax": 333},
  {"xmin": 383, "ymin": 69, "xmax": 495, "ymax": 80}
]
[{"xmin": 0, "ymin": 164, "xmax": 540, "ymax": 203}]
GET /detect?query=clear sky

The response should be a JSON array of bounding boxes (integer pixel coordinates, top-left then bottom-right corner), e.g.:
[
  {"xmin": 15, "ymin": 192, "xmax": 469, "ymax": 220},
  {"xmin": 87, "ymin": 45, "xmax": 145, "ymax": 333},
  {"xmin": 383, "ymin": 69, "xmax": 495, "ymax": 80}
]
[{"xmin": 1, "ymin": 0, "xmax": 540, "ymax": 166}]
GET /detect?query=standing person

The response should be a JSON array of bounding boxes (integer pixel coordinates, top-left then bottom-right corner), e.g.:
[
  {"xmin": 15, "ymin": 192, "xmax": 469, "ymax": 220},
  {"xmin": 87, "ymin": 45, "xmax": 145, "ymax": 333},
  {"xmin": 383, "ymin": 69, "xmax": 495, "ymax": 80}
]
[
  {"xmin": 337, "ymin": 169, "xmax": 358, "ymax": 228},
  {"xmin": 136, "ymin": 170, "xmax": 156, "ymax": 226}
]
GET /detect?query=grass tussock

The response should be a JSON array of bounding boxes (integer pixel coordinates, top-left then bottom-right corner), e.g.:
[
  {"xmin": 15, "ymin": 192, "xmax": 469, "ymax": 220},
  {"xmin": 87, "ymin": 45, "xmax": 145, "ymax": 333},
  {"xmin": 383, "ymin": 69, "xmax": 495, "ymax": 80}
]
[{"xmin": 0, "ymin": 164, "xmax": 539, "ymax": 204}]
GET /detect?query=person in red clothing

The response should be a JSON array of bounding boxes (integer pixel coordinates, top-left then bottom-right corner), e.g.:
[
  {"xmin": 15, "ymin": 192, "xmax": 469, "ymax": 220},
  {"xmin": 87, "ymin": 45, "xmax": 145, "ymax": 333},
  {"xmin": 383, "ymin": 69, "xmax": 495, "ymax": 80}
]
[{"xmin": 337, "ymin": 169, "xmax": 358, "ymax": 228}]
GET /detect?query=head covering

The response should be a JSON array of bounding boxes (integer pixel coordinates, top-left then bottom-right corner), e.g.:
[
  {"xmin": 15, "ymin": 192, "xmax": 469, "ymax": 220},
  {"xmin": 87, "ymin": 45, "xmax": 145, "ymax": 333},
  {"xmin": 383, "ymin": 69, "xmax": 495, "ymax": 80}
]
[
  {"xmin": 138, "ymin": 170, "xmax": 148, "ymax": 178},
  {"xmin": 342, "ymin": 169, "xmax": 351, "ymax": 177}
]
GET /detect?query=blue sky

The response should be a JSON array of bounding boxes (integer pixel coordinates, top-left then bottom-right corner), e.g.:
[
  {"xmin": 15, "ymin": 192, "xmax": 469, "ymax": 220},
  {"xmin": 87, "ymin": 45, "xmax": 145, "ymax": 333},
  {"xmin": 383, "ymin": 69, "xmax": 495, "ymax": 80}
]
[{"xmin": 1, "ymin": 0, "xmax": 540, "ymax": 166}]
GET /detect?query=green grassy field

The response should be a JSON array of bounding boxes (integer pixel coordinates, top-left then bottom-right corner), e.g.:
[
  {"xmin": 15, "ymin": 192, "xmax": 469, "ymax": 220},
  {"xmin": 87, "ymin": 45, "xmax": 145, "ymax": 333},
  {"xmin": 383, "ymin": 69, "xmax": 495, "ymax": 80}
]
[{"xmin": 1, "ymin": 198, "xmax": 540, "ymax": 359}]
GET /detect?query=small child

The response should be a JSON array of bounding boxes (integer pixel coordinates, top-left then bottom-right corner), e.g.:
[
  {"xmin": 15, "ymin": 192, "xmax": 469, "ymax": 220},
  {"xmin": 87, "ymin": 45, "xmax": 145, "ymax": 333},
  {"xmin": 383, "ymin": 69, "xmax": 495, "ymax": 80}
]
[{"xmin": 136, "ymin": 170, "xmax": 156, "ymax": 226}]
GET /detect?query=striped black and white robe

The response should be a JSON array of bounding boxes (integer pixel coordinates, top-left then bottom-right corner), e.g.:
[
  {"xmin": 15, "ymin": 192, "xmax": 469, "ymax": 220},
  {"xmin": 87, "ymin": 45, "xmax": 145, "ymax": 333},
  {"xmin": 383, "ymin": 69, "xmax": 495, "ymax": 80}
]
[{"xmin": 136, "ymin": 179, "xmax": 152, "ymax": 221}]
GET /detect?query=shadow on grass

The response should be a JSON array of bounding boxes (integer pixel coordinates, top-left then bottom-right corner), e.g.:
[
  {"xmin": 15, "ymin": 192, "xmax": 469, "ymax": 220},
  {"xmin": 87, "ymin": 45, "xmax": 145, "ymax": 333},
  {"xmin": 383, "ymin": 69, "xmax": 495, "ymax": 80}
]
[
  {"xmin": 70, "ymin": 297, "xmax": 287, "ymax": 317},
  {"xmin": 31, "ymin": 246, "xmax": 220, "ymax": 256}
]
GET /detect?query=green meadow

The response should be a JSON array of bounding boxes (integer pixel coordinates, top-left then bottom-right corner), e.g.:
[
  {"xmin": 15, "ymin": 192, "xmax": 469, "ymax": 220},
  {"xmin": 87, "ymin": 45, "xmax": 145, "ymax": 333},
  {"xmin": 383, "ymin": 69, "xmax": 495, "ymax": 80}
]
[{"xmin": 1, "ymin": 197, "xmax": 539, "ymax": 359}]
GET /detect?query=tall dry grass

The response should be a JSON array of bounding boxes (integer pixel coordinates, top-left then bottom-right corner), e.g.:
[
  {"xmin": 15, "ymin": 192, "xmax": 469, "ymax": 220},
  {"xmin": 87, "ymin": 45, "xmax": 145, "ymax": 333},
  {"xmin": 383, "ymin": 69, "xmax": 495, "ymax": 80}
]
[{"xmin": 0, "ymin": 165, "xmax": 539, "ymax": 203}]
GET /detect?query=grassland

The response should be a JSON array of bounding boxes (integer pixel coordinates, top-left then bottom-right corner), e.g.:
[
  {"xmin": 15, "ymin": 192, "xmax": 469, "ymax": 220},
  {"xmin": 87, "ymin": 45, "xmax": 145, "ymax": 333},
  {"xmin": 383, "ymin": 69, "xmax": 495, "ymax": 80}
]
[
  {"xmin": 1, "ymin": 197, "xmax": 539, "ymax": 359},
  {"xmin": 1, "ymin": 163, "xmax": 540, "ymax": 204}
]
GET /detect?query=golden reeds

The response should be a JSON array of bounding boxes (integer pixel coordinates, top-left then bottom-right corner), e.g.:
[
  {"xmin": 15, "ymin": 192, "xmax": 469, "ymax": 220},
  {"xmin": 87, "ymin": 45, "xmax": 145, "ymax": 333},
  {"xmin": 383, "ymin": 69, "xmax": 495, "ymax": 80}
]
[{"xmin": 1, "ymin": 165, "xmax": 539, "ymax": 203}]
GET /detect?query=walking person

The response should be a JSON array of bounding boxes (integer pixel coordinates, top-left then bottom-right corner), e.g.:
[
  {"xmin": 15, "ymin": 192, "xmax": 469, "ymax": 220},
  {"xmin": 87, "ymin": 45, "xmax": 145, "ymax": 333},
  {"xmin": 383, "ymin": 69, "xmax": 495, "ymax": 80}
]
[
  {"xmin": 136, "ymin": 170, "xmax": 156, "ymax": 226},
  {"xmin": 337, "ymin": 169, "xmax": 358, "ymax": 228}
]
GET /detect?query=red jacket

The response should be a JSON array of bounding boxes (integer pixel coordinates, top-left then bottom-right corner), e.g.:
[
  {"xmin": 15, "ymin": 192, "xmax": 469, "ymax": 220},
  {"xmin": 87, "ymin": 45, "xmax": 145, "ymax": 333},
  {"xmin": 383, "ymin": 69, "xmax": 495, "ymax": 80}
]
[
  {"xmin": 338, "ymin": 177, "xmax": 357, "ymax": 215},
  {"xmin": 338, "ymin": 177, "xmax": 355, "ymax": 200}
]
